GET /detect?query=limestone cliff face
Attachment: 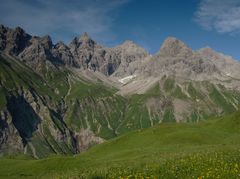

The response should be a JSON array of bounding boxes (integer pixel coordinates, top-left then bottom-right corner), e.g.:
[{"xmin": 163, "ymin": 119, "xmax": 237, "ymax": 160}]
[
  {"xmin": 143, "ymin": 37, "xmax": 219, "ymax": 80},
  {"xmin": 68, "ymin": 35, "xmax": 148, "ymax": 76},
  {"xmin": 0, "ymin": 109, "xmax": 23, "ymax": 154},
  {"xmin": 0, "ymin": 87, "xmax": 70, "ymax": 157},
  {"xmin": 52, "ymin": 41, "xmax": 76, "ymax": 67},
  {"xmin": 69, "ymin": 33, "xmax": 109, "ymax": 73},
  {"xmin": 158, "ymin": 37, "xmax": 193, "ymax": 58},
  {"xmin": 197, "ymin": 47, "xmax": 240, "ymax": 79},
  {"xmin": 0, "ymin": 25, "xmax": 31, "ymax": 55},
  {"xmin": 107, "ymin": 40, "xmax": 149, "ymax": 77},
  {"xmin": 18, "ymin": 35, "xmax": 56, "ymax": 72}
]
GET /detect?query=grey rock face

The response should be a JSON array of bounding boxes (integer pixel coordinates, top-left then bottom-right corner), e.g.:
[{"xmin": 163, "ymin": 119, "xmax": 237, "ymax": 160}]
[
  {"xmin": 0, "ymin": 25, "xmax": 31, "ymax": 55},
  {"xmin": 52, "ymin": 41, "xmax": 76, "ymax": 67},
  {"xmin": 69, "ymin": 33, "xmax": 107, "ymax": 71},
  {"xmin": 18, "ymin": 35, "xmax": 55, "ymax": 71},
  {"xmin": 0, "ymin": 110, "xmax": 23, "ymax": 154},
  {"xmin": 118, "ymin": 37, "xmax": 240, "ymax": 95},
  {"xmin": 108, "ymin": 40, "xmax": 149, "ymax": 77},
  {"xmin": 158, "ymin": 37, "xmax": 193, "ymax": 58},
  {"xmin": 68, "ymin": 34, "xmax": 148, "ymax": 76},
  {"xmin": 0, "ymin": 86, "xmax": 77, "ymax": 157},
  {"xmin": 141, "ymin": 37, "xmax": 220, "ymax": 80},
  {"xmin": 197, "ymin": 47, "xmax": 240, "ymax": 79}
]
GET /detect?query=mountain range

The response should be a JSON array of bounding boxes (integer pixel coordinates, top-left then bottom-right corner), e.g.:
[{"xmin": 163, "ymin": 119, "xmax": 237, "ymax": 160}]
[{"xmin": 0, "ymin": 24, "xmax": 240, "ymax": 158}]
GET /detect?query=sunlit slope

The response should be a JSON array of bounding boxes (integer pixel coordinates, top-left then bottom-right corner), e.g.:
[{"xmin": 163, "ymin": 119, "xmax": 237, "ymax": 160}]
[{"xmin": 0, "ymin": 111, "xmax": 240, "ymax": 178}]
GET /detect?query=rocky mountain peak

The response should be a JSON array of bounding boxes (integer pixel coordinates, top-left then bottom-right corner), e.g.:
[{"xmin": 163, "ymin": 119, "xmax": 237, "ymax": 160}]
[
  {"xmin": 197, "ymin": 46, "xmax": 235, "ymax": 63},
  {"xmin": 52, "ymin": 41, "xmax": 75, "ymax": 67},
  {"xmin": 198, "ymin": 46, "xmax": 216, "ymax": 55},
  {"xmin": 79, "ymin": 32, "xmax": 95, "ymax": 48},
  {"xmin": 118, "ymin": 40, "xmax": 147, "ymax": 54},
  {"xmin": 17, "ymin": 35, "xmax": 55, "ymax": 71},
  {"xmin": 197, "ymin": 46, "xmax": 240, "ymax": 79},
  {"xmin": 79, "ymin": 32, "xmax": 90, "ymax": 41},
  {"xmin": 0, "ymin": 24, "xmax": 6, "ymax": 30},
  {"xmin": 121, "ymin": 40, "xmax": 136, "ymax": 46},
  {"xmin": 15, "ymin": 26, "xmax": 25, "ymax": 34},
  {"xmin": 40, "ymin": 35, "xmax": 53, "ymax": 49},
  {"xmin": 54, "ymin": 41, "xmax": 68, "ymax": 49},
  {"xmin": 197, "ymin": 46, "xmax": 230, "ymax": 61},
  {"xmin": 108, "ymin": 40, "xmax": 149, "ymax": 77},
  {"xmin": 159, "ymin": 37, "xmax": 192, "ymax": 57},
  {"xmin": 69, "ymin": 32, "xmax": 95, "ymax": 50},
  {"xmin": 0, "ymin": 24, "xmax": 31, "ymax": 55}
]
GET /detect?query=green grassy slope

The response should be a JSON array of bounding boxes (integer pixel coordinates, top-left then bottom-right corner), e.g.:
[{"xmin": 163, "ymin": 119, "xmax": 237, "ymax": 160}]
[{"xmin": 1, "ymin": 111, "xmax": 240, "ymax": 178}]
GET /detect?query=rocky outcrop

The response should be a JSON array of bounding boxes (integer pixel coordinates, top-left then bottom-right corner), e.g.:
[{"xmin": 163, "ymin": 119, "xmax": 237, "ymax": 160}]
[
  {"xmin": 6, "ymin": 91, "xmax": 41, "ymax": 145},
  {"xmin": 0, "ymin": 86, "xmax": 76, "ymax": 157},
  {"xmin": 69, "ymin": 33, "xmax": 109, "ymax": 73},
  {"xmin": 52, "ymin": 41, "xmax": 76, "ymax": 67},
  {"xmin": 74, "ymin": 128, "xmax": 104, "ymax": 152},
  {"xmin": 158, "ymin": 37, "xmax": 193, "ymax": 58},
  {"xmin": 68, "ymin": 34, "xmax": 149, "ymax": 76},
  {"xmin": 0, "ymin": 25, "xmax": 31, "ymax": 55},
  {"xmin": 18, "ymin": 35, "xmax": 56, "ymax": 71},
  {"xmin": 197, "ymin": 47, "xmax": 240, "ymax": 79},
  {"xmin": 0, "ymin": 110, "xmax": 23, "ymax": 154},
  {"xmin": 108, "ymin": 40, "xmax": 149, "ymax": 77}
]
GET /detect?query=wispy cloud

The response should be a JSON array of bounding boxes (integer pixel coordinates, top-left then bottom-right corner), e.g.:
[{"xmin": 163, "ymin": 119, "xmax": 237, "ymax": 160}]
[
  {"xmin": 0, "ymin": 0, "xmax": 131, "ymax": 43},
  {"xmin": 195, "ymin": 0, "xmax": 240, "ymax": 34}
]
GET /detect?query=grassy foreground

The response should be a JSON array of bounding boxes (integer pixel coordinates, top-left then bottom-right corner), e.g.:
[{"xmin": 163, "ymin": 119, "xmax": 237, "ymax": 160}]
[{"xmin": 0, "ymin": 111, "xmax": 240, "ymax": 178}]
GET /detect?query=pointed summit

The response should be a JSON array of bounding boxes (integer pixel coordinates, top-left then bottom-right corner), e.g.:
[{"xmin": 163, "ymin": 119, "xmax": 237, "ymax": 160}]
[
  {"xmin": 79, "ymin": 32, "xmax": 91, "ymax": 42},
  {"xmin": 120, "ymin": 40, "xmax": 140, "ymax": 49},
  {"xmin": 39, "ymin": 35, "xmax": 53, "ymax": 49},
  {"xmin": 15, "ymin": 26, "xmax": 25, "ymax": 34},
  {"xmin": 122, "ymin": 40, "xmax": 135, "ymax": 46},
  {"xmin": 159, "ymin": 37, "xmax": 192, "ymax": 57},
  {"xmin": 0, "ymin": 24, "xmax": 31, "ymax": 55},
  {"xmin": 118, "ymin": 40, "xmax": 148, "ymax": 55},
  {"xmin": 0, "ymin": 24, "xmax": 5, "ymax": 29},
  {"xmin": 197, "ymin": 46, "xmax": 217, "ymax": 57},
  {"xmin": 69, "ymin": 32, "xmax": 96, "ymax": 49}
]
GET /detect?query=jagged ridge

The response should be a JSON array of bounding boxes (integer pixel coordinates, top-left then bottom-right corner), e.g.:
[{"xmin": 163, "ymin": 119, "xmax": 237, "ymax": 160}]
[{"xmin": 0, "ymin": 24, "xmax": 240, "ymax": 158}]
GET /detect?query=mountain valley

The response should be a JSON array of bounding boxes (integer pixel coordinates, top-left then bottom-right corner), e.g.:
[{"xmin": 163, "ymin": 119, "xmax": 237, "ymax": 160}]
[{"xmin": 0, "ymin": 24, "xmax": 240, "ymax": 159}]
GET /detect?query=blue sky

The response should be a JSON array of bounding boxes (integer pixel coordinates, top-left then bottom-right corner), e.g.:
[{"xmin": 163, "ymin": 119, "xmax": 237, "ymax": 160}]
[{"xmin": 1, "ymin": 0, "xmax": 240, "ymax": 60}]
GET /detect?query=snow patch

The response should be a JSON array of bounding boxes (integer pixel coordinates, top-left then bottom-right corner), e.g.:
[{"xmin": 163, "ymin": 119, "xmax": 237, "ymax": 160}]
[{"xmin": 119, "ymin": 75, "xmax": 136, "ymax": 84}]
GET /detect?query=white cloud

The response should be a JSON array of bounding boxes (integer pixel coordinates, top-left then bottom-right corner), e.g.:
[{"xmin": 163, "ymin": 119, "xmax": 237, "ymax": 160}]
[
  {"xmin": 195, "ymin": 0, "xmax": 240, "ymax": 34},
  {"xmin": 0, "ymin": 0, "xmax": 131, "ymax": 43}
]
